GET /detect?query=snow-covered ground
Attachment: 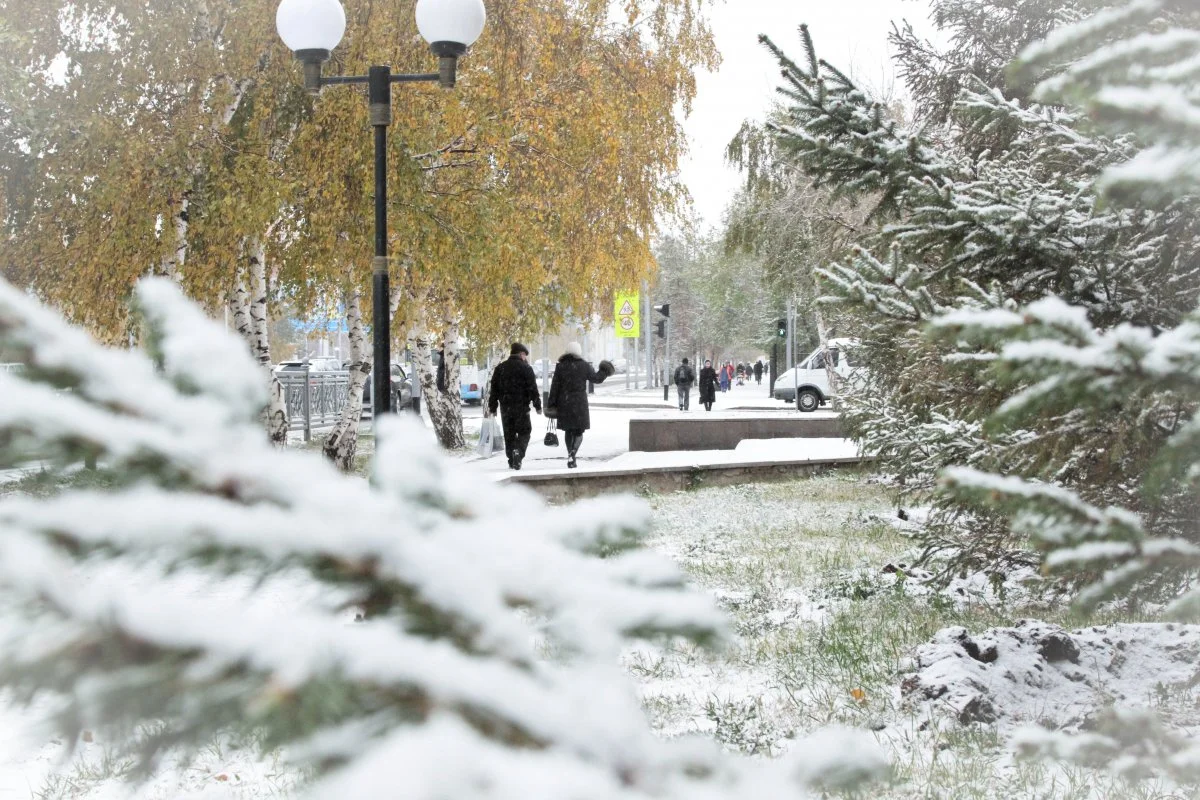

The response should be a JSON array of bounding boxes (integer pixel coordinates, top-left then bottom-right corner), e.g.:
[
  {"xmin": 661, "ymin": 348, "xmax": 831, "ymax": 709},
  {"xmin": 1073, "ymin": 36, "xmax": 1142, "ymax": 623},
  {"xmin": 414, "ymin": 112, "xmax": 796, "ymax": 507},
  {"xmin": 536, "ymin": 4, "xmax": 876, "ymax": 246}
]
[
  {"xmin": 630, "ymin": 476, "xmax": 1197, "ymax": 799},
  {"xmin": 458, "ymin": 380, "xmax": 841, "ymax": 475},
  {"xmin": 3, "ymin": 471, "xmax": 1192, "ymax": 799}
]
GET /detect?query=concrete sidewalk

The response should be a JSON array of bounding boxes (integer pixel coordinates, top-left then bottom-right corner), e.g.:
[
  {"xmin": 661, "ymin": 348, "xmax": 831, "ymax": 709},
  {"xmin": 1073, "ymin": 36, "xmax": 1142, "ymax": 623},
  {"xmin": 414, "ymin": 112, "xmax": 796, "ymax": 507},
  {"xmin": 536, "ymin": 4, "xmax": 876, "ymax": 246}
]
[
  {"xmin": 589, "ymin": 383, "xmax": 788, "ymax": 411},
  {"xmin": 486, "ymin": 438, "xmax": 868, "ymax": 500}
]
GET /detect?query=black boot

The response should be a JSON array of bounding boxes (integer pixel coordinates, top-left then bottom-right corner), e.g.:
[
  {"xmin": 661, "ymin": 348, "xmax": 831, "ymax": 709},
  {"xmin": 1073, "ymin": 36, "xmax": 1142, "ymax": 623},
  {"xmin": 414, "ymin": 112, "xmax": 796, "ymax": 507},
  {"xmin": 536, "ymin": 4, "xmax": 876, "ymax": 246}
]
[{"xmin": 566, "ymin": 433, "xmax": 581, "ymax": 468}]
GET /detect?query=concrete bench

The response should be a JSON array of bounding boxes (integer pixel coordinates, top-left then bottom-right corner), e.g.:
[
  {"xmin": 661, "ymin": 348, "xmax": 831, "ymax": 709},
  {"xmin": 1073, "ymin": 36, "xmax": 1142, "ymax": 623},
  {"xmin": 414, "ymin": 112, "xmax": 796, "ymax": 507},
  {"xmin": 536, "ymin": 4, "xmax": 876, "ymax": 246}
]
[{"xmin": 628, "ymin": 415, "xmax": 844, "ymax": 452}]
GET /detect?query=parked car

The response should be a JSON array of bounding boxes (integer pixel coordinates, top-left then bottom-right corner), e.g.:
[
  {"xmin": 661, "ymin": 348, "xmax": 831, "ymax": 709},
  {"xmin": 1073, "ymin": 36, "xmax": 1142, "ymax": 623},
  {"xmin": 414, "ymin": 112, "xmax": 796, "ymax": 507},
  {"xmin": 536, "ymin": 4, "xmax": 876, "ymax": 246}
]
[
  {"xmin": 360, "ymin": 362, "xmax": 413, "ymax": 413},
  {"xmin": 772, "ymin": 338, "xmax": 858, "ymax": 411},
  {"xmin": 275, "ymin": 357, "xmax": 342, "ymax": 373}
]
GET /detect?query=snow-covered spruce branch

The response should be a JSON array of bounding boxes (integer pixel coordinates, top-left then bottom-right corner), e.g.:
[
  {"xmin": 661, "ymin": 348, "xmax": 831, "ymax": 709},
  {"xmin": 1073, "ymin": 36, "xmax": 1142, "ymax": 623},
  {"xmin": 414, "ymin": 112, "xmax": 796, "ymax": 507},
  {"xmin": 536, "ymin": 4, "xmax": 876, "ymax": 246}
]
[
  {"xmin": 759, "ymin": 26, "xmax": 944, "ymax": 212},
  {"xmin": 933, "ymin": 297, "xmax": 1200, "ymax": 424},
  {"xmin": 816, "ymin": 245, "xmax": 944, "ymax": 322},
  {"xmin": 1016, "ymin": 0, "xmax": 1200, "ymax": 202},
  {"xmin": 1014, "ymin": 708, "xmax": 1200, "ymax": 783},
  {"xmin": 940, "ymin": 464, "xmax": 1200, "ymax": 613},
  {"xmin": 0, "ymin": 276, "xmax": 888, "ymax": 797}
]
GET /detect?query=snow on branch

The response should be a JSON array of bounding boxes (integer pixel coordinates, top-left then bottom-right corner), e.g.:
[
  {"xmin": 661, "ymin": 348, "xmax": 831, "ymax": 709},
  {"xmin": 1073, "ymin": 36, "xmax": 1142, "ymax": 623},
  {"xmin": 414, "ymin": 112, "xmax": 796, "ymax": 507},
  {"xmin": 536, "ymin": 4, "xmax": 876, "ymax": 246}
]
[
  {"xmin": 1017, "ymin": 1, "xmax": 1200, "ymax": 202},
  {"xmin": 0, "ymin": 276, "xmax": 887, "ymax": 797}
]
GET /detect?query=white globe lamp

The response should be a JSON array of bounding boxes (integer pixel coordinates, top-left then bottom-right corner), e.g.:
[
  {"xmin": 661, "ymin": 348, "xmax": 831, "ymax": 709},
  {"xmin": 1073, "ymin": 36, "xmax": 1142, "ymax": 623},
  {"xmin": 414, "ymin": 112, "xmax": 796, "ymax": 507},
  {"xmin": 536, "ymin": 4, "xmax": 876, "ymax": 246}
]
[
  {"xmin": 415, "ymin": 0, "xmax": 486, "ymax": 58},
  {"xmin": 276, "ymin": 0, "xmax": 346, "ymax": 62}
]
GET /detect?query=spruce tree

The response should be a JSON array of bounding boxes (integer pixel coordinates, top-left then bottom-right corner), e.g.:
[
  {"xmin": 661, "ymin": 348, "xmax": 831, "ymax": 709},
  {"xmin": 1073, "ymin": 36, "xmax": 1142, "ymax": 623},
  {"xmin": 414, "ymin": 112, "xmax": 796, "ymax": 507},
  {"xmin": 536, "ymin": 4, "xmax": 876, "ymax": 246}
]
[
  {"xmin": 0, "ymin": 277, "xmax": 886, "ymax": 796},
  {"xmin": 936, "ymin": 0, "xmax": 1200, "ymax": 611},
  {"xmin": 758, "ymin": 3, "xmax": 1200, "ymax": 585}
]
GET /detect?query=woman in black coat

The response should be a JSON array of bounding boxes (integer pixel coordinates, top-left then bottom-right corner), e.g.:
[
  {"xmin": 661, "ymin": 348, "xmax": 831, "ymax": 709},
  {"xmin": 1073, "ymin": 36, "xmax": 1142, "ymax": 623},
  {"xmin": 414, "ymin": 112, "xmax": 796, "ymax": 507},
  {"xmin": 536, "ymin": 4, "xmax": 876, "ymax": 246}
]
[
  {"xmin": 697, "ymin": 359, "xmax": 719, "ymax": 412},
  {"xmin": 547, "ymin": 342, "xmax": 615, "ymax": 468}
]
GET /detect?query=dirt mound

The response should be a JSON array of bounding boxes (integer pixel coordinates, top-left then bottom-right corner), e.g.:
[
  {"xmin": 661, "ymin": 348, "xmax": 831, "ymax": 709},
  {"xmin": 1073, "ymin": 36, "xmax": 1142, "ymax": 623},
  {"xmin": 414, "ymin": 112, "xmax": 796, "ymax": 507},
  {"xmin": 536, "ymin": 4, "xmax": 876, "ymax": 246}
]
[{"xmin": 900, "ymin": 620, "xmax": 1200, "ymax": 731}]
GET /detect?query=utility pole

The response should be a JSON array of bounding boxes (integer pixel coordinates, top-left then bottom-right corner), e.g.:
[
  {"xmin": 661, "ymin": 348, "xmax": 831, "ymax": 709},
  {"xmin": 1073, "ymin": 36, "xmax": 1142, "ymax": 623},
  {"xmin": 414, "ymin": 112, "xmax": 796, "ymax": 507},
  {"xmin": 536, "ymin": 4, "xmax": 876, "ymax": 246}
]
[
  {"xmin": 633, "ymin": 335, "xmax": 639, "ymax": 390},
  {"xmin": 625, "ymin": 341, "xmax": 630, "ymax": 390},
  {"xmin": 786, "ymin": 297, "xmax": 794, "ymax": 369},
  {"xmin": 655, "ymin": 303, "xmax": 671, "ymax": 401},
  {"xmin": 642, "ymin": 281, "xmax": 651, "ymax": 389},
  {"xmin": 787, "ymin": 298, "xmax": 799, "ymax": 411},
  {"xmin": 542, "ymin": 332, "xmax": 549, "ymax": 407},
  {"xmin": 664, "ymin": 316, "xmax": 671, "ymax": 402},
  {"xmin": 583, "ymin": 324, "xmax": 593, "ymax": 394}
]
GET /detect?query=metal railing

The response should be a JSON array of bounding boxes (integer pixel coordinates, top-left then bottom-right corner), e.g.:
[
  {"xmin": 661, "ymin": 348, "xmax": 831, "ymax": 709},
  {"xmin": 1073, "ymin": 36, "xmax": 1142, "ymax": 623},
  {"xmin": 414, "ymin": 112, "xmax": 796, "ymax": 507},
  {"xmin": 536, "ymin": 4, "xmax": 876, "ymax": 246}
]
[{"xmin": 277, "ymin": 370, "xmax": 352, "ymax": 441}]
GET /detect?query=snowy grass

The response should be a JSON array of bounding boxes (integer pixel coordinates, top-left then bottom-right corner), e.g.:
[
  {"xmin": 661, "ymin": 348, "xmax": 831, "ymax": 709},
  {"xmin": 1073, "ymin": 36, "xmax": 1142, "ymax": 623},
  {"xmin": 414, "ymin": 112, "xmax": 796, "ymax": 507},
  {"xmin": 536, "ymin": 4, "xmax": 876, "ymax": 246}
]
[
  {"xmin": 3, "ymin": 470, "xmax": 1190, "ymax": 798},
  {"xmin": 635, "ymin": 473, "xmax": 1190, "ymax": 799},
  {"xmin": 23, "ymin": 726, "xmax": 302, "ymax": 800},
  {"xmin": 0, "ymin": 467, "xmax": 121, "ymax": 499}
]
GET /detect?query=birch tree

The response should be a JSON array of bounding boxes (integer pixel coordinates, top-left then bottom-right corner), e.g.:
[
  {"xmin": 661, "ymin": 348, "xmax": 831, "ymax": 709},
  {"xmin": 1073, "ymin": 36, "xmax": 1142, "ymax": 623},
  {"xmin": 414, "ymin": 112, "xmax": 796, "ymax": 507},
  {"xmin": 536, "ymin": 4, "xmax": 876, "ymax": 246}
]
[
  {"xmin": 323, "ymin": 285, "xmax": 369, "ymax": 469},
  {"xmin": 1, "ymin": 0, "xmax": 717, "ymax": 451},
  {"xmin": 284, "ymin": 0, "xmax": 717, "ymax": 449}
]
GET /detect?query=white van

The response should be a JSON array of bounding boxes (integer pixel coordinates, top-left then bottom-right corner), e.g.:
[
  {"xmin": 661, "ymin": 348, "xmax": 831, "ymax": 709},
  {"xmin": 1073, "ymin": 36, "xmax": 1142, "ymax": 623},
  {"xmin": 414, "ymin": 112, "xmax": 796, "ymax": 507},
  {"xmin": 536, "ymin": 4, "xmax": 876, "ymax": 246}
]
[{"xmin": 772, "ymin": 338, "xmax": 858, "ymax": 411}]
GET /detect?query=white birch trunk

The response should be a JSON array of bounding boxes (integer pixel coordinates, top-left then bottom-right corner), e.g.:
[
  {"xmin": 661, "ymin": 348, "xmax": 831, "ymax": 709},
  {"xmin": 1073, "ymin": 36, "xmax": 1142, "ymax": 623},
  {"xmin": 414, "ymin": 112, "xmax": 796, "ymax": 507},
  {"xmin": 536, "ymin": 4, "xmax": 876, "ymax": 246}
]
[
  {"xmin": 431, "ymin": 316, "xmax": 465, "ymax": 448},
  {"xmin": 229, "ymin": 264, "xmax": 251, "ymax": 343},
  {"xmin": 248, "ymin": 238, "xmax": 271, "ymax": 365},
  {"xmin": 156, "ymin": 193, "xmax": 190, "ymax": 279},
  {"xmin": 409, "ymin": 302, "xmax": 465, "ymax": 450},
  {"xmin": 815, "ymin": 307, "xmax": 841, "ymax": 412},
  {"xmin": 238, "ymin": 238, "xmax": 288, "ymax": 446},
  {"xmin": 324, "ymin": 288, "xmax": 369, "ymax": 471}
]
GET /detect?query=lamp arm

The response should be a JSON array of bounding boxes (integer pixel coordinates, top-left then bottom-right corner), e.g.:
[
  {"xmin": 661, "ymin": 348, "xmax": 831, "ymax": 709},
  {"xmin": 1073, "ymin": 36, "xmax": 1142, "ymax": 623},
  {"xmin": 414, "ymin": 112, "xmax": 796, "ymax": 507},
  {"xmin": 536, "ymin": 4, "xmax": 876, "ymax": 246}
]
[{"xmin": 302, "ymin": 70, "xmax": 446, "ymax": 94}]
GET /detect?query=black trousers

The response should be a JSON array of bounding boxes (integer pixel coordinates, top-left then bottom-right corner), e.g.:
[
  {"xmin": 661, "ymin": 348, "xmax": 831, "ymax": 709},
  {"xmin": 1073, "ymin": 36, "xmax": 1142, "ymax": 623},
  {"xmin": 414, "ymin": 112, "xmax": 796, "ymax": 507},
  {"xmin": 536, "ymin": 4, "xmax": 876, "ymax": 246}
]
[{"xmin": 501, "ymin": 410, "xmax": 532, "ymax": 462}]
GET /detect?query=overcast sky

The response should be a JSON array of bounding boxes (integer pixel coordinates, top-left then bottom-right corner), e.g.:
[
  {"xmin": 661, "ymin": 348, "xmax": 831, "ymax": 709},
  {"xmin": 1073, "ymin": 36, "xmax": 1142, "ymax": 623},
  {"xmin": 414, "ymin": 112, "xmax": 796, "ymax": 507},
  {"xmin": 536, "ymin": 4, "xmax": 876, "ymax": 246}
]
[{"xmin": 677, "ymin": 0, "xmax": 938, "ymax": 231}]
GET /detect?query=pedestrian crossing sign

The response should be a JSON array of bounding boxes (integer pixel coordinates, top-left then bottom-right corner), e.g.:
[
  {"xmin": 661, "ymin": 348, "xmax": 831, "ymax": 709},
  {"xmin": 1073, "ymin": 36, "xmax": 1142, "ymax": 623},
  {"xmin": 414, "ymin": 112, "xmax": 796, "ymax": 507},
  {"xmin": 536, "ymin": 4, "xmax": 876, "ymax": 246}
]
[{"xmin": 614, "ymin": 291, "xmax": 640, "ymax": 338}]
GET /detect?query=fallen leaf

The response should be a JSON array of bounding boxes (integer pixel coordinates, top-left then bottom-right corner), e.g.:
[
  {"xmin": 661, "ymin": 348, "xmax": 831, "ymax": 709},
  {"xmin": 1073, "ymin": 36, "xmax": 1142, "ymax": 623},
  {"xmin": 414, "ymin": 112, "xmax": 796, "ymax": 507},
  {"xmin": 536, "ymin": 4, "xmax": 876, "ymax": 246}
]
[
  {"xmin": 81, "ymin": 731, "xmax": 94, "ymax": 743},
  {"xmin": 215, "ymin": 774, "xmax": 229, "ymax": 782},
  {"xmin": 850, "ymin": 688, "xmax": 867, "ymax": 704}
]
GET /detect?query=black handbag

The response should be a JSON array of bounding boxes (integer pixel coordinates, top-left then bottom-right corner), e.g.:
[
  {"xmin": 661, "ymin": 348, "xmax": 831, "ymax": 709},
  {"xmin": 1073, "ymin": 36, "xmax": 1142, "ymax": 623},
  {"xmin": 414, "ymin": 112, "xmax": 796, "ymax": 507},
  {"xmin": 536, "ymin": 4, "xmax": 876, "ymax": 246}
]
[{"xmin": 543, "ymin": 417, "xmax": 559, "ymax": 447}]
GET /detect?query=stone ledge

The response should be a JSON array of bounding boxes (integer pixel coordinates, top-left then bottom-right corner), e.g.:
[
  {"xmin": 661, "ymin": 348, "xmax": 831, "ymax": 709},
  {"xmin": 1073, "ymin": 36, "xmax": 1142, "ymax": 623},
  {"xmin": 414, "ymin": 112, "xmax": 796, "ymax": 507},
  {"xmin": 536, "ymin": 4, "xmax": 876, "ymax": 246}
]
[
  {"xmin": 498, "ymin": 456, "xmax": 869, "ymax": 502},
  {"xmin": 629, "ymin": 416, "xmax": 845, "ymax": 451}
]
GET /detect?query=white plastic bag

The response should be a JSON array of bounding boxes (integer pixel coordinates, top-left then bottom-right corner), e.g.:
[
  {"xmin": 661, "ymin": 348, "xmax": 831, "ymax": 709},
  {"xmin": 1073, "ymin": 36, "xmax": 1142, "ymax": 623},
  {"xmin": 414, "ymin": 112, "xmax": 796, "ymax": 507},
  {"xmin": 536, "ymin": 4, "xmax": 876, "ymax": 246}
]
[
  {"xmin": 477, "ymin": 418, "xmax": 495, "ymax": 457},
  {"xmin": 477, "ymin": 416, "xmax": 504, "ymax": 457}
]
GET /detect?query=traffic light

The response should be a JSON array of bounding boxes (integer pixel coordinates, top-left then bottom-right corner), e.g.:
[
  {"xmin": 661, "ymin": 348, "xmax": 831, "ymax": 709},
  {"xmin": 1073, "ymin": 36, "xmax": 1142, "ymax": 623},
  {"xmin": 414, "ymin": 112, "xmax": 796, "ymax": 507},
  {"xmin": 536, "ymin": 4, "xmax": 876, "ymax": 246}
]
[
  {"xmin": 654, "ymin": 303, "xmax": 671, "ymax": 318},
  {"xmin": 655, "ymin": 320, "xmax": 666, "ymax": 338},
  {"xmin": 776, "ymin": 317, "xmax": 787, "ymax": 338}
]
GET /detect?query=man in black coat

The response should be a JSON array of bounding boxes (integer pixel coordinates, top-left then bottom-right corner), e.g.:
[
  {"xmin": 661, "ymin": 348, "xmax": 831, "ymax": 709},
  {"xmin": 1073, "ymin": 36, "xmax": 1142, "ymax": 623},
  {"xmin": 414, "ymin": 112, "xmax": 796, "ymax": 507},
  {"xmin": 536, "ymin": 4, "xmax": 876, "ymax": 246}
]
[
  {"xmin": 753, "ymin": 359, "xmax": 764, "ymax": 385},
  {"xmin": 488, "ymin": 342, "xmax": 542, "ymax": 470}
]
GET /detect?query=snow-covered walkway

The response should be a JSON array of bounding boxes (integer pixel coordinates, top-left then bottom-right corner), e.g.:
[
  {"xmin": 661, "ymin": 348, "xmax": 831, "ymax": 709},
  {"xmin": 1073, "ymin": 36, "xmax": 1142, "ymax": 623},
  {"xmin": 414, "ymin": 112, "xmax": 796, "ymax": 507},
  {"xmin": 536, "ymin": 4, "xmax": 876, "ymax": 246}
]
[{"xmin": 459, "ymin": 381, "xmax": 844, "ymax": 476}]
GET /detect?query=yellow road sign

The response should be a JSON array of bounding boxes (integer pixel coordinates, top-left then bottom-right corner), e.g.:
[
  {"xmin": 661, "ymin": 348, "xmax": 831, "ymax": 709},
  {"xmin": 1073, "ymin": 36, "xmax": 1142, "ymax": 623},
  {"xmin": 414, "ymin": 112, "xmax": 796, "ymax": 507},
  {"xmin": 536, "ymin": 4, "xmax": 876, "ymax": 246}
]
[{"xmin": 614, "ymin": 291, "xmax": 640, "ymax": 338}]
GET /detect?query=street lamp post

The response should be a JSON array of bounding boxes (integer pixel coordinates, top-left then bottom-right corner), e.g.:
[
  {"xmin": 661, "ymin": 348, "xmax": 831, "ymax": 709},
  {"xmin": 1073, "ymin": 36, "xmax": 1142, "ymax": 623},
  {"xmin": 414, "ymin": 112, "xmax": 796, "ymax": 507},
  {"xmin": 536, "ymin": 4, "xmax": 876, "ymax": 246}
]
[{"xmin": 275, "ymin": 0, "xmax": 486, "ymax": 417}]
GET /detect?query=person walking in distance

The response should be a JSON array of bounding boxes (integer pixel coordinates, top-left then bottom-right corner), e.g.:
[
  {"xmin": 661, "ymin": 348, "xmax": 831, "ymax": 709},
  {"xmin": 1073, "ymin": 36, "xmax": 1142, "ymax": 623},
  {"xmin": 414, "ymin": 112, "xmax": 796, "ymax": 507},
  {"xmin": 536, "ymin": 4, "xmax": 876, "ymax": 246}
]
[
  {"xmin": 718, "ymin": 361, "xmax": 730, "ymax": 393},
  {"xmin": 698, "ymin": 359, "xmax": 719, "ymax": 412},
  {"xmin": 487, "ymin": 342, "xmax": 542, "ymax": 470},
  {"xmin": 753, "ymin": 359, "xmax": 764, "ymax": 385},
  {"xmin": 673, "ymin": 357, "xmax": 696, "ymax": 411},
  {"xmin": 547, "ymin": 342, "xmax": 615, "ymax": 469}
]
